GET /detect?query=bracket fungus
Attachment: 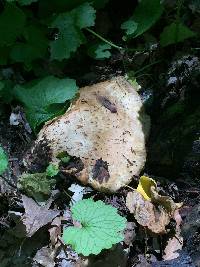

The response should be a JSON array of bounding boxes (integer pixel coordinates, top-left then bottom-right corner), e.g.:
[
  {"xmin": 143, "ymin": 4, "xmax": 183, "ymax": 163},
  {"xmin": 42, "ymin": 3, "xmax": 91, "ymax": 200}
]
[{"xmin": 27, "ymin": 77, "xmax": 150, "ymax": 192}]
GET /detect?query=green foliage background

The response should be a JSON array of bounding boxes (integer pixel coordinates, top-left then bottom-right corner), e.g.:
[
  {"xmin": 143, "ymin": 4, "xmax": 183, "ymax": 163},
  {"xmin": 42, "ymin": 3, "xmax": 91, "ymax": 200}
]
[{"xmin": 0, "ymin": 0, "xmax": 197, "ymax": 130}]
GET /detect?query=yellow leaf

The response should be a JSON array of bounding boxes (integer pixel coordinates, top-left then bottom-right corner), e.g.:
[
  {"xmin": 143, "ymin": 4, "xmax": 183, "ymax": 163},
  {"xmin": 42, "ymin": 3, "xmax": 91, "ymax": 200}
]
[{"xmin": 136, "ymin": 175, "xmax": 157, "ymax": 200}]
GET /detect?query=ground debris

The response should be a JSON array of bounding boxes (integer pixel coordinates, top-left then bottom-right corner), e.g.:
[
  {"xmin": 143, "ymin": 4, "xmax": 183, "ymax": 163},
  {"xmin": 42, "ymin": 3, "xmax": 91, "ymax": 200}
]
[{"xmin": 22, "ymin": 195, "xmax": 60, "ymax": 237}]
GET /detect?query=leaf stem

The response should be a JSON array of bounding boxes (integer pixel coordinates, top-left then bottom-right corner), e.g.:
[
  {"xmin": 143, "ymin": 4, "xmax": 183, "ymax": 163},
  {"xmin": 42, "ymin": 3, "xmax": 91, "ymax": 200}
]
[{"xmin": 86, "ymin": 28, "xmax": 124, "ymax": 51}]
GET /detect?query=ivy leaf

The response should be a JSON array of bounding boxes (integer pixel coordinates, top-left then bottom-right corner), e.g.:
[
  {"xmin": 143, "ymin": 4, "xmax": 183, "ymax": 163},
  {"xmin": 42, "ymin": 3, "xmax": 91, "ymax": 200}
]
[
  {"xmin": 0, "ymin": 146, "xmax": 8, "ymax": 175},
  {"xmin": 0, "ymin": 3, "xmax": 26, "ymax": 47},
  {"xmin": 121, "ymin": 0, "xmax": 163, "ymax": 38},
  {"xmin": 62, "ymin": 199, "xmax": 126, "ymax": 256},
  {"xmin": 160, "ymin": 22, "xmax": 196, "ymax": 47},
  {"xmin": 88, "ymin": 43, "xmax": 111, "ymax": 59},
  {"xmin": 13, "ymin": 76, "xmax": 78, "ymax": 130},
  {"xmin": 50, "ymin": 2, "xmax": 96, "ymax": 60}
]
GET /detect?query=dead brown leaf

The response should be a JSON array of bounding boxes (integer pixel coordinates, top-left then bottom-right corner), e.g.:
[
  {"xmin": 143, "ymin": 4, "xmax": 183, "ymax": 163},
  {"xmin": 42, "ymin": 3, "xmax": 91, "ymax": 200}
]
[
  {"xmin": 49, "ymin": 217, "xmax": 62, "ymax": 246},
  {"xmin": 22, "ymin": 195, "xmax": 60, "ymax": 237},
  {"xmin": 163, "ymin": 209, "xmax": 183, "ymax": 260},
  {"xmin": 123, "ymin": 222, "xmax": 136, "ymax": 246},
  {"xmin": 126, "ymin": 191, "xmax": 171, "ymax": 234},
  {"xmin": 33, "ymin": 246, "xmax": 56, "ymax": 267}
]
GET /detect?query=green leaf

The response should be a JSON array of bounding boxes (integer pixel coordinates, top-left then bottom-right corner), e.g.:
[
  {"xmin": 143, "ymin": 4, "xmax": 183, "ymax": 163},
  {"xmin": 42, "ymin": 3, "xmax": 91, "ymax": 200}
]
[
  {"xmin": 121, "ymin": 20, "xmax": 138, "ymax": 36},
  {"xmin": 50, "ymin": 2, "xmax": 96, "ymax": 60},
  {"xmin": 6, "ymin": 0, "xmax": 38, "ymax": 5},
  {"xmin": 62, "ymin": 199, "xmax": 126, "ymax": 256},
  {"xmin": 0, "ymin": 80, "xmax": 14, "ymax": 103},
  {"xmin": 10, "ymin": 25, "xmax": 48, "ymax": 66},
  {"xmin": 0, "ymin": 3, "xmax": 26, "ymax": 46},
  {"xmin": 46, "ymin": 164, "xmax": 59, "ymax": 177},
  {"xmin": 88, "ymin": 43, "xmax": 111, "ymax": 59},
  {"xmin": 38, "ymin": 0, "xmax": 108, "ymax": 18},
  {"xmin": 14, "ymin": 76, "xmax": 78, "ymax": 130},
  {"xmin": 121, "ymin": 0, "xmax": 163, "ymax": 38},
  {"xmin": 160, "ymin": 22, "xmax": 196, "ymax": 47},
  {"xmin": 17, "ymin": 172, "xmax": 55, "ymax": 202},
  {"xmin": 0, "ymin": 47, "xmax": 10, "ymax": 65},
  {"xmin": 0, "ymin": 146, "xmax": 8, "ymax": 175}
]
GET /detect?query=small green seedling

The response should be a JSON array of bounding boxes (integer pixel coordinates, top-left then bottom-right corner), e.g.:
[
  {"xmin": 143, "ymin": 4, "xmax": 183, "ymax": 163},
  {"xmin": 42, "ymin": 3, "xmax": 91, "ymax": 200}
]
[
  {"xmin": 46, "ymin": 163, "xmax": 59, "ymax": 177},
  {"xmin": 62, "ymin": 198, "xmax": 127, "ymax": 256}
]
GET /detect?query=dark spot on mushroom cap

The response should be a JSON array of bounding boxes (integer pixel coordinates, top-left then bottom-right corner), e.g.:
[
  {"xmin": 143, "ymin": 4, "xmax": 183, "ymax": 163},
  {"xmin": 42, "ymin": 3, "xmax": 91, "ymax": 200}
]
[
  {"xmin": 97, "ymin": 95, "xmax": 117, "ymax": 113},
  {"xmin": 92, "ymin": 158, "xmax": 110, "ymax": 184}
]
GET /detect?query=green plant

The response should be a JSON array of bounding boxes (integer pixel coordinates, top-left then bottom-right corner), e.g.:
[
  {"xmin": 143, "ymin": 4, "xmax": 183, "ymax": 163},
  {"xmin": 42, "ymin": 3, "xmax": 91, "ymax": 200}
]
[
  {"xmin": 13, "ymin": 76, "xmax": 78, "ymax": 130},
  {"xmin": 17, "ymin": 172, "xmax": 56, "ymax": 201},
  {"xmin": 0, "ymin": 0, "xmax": 197, "ymax": 132},
  {"xmin": 121, "ymin": 0, "xmax": 164, "ymax": 40},
  {"xmin": 46, "ymin": 163, "xmax": 59, "ymax": 177},
  {"xmin": 0, "ymin": 145, "xmax": 8, "ymax": 175},
  {"xmin": 62, "ymin": 198, "xmax": 126, "ymax": 256}
]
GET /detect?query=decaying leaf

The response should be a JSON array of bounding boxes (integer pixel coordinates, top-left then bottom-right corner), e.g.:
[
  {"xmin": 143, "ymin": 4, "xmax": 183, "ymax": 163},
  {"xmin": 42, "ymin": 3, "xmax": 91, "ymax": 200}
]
[
  {"xmin": 126, "ymin": 191, "xmax": 170, "ymax": 234},
  {"xmin": 27, "ymin": 77, "xmax": 150, "ymax": 192},
  {"xmin": 123, "ymin": 222, "xmax": 136, "ymax": 246},
  {"xmin": 33, "ymin": 246, "xmax": 56, "ymax": 267},
  {"xmin": 163, "ymin": 210, "xmax": 183, "ymax": 261},
  {"xmin": 22, "ymin": 195, "xmax": 60, "ymax": 237},
  {"xmin": 49, "ymin": 217, "xmax": 62, "ymax": 246},
  {"xmin": 126, "ymin": 176, "xmax": 181, "ymax": 234}
]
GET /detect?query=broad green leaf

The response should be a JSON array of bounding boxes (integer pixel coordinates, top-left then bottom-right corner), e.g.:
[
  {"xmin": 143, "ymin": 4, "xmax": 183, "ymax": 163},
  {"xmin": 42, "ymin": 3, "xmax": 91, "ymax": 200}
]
[
  {"xmin": 88, "ymin": 43, "xmax": 111, "ymax": 59},
  {"xmin": 0, "ymin": 3, "xmax": 26, "ymax": 46},
  {"xmin": 63, "ymin": 199, "xmax": 126, "ymax": 256},
  {"xmin": 0, "ymin": 146, "xmax": 8, "ymax": 175},
  {"xmin": 50, "ymin": 2, "xmax": 96, "ymax": 60},
  {"xmin": 38, "ymin": 0, "xmax": 108, "ymax": 18},
  {"xmin": 121, "ymin": 0, "xmax": 163, "ymax": 38},
  {"xmin": 160, "ymin": 22, "xmax": 196, "ymax": 47},
  {"xmin": 46, "ymin": 164, "xmax": 59, "ymax": 177},
  {"xmin": 0, "ymin": 80, "xmax": 14, "ymax": 103},
  {"xmin": 10, "ymin": 25, "xmax": 48, "ymax": 66},
  {"xmin": 0, "ymin": 47, "xmax": 10, "ymax": 65},
  {"xmin": 6, "ymin": 0, "xmax": 38, "ymax": 5},
  {"xmin": 14, "ymin": 76, "xmax": 78, "ymax": 130}
]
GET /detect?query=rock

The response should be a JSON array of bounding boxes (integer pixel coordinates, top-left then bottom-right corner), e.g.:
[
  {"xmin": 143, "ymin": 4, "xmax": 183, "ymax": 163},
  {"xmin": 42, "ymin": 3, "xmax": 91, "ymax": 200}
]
[{"xmin": 27, "ymin": 77, "xmax": 150, "ymax": 192}]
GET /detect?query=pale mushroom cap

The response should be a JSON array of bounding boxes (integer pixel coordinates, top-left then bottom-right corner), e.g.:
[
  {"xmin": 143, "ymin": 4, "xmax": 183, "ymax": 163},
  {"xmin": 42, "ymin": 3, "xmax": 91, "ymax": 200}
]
[{"xmin": 32, "ymin": 77, "xmax": 150, "ymax": 192}]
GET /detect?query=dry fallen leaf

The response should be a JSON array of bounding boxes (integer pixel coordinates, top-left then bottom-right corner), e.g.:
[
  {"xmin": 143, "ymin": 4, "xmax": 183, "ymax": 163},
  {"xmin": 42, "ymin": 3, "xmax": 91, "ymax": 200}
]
[
  {"xmin": 33, "ymin": 246, "xmax": 56, "ymax": 267},
  {"xmin": 126, "ymin": 191, "xmax": 170, "ymax": 234},
  {"xmin": 163, "ymin": 209, "xmax": 183, "ymax": 261},
  {"xmin": 123, "ymin": 222, "xmax": 136, "ymax": 246},
  {"xmin": 49, "ymin": 217, "xmax": 62, "ymax": 246},
  {"xmin": 22, "ymin": 195, "xmax": 60, "ymax": 237}
]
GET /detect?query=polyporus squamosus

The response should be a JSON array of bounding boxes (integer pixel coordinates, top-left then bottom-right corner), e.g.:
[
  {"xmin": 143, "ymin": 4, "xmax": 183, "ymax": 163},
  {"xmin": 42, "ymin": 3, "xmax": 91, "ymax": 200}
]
[{"xmin": 28, "ymin": 77, "xmax": 150, "ymax": 192}]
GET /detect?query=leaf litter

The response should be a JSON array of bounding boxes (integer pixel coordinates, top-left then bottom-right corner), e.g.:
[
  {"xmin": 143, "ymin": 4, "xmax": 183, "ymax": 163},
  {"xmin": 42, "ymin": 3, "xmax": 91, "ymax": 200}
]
[{"xmin": 21, "ymin": 195, "xmax": 60, "ymax": 237}]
